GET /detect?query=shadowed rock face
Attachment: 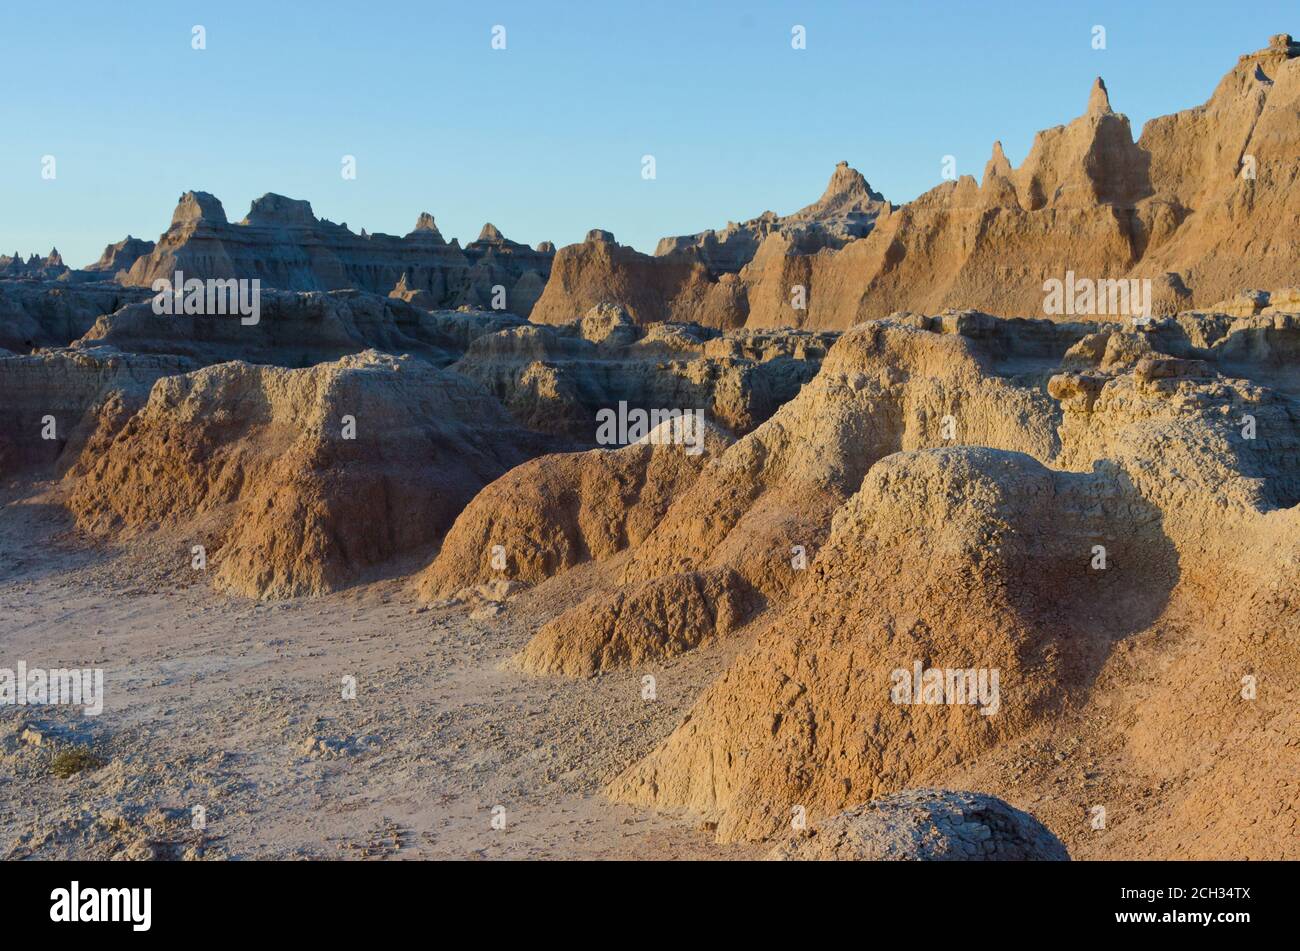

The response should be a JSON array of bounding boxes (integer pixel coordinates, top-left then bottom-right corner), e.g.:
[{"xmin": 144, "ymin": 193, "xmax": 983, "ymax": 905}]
[
  {"xmin": 0, "ymin": 281, "xmax": 155, "ymax": 352},
  {"xmin": 533, "ymin": 36, "xmax": 1300, "ymax": 329},
  {"xmin": 83, "ymin": 236, "xmax": 156, "ymax": 277},
  {"xmin": 0, "ymin": 346, "xmax": 197, "ymax": 477},
  {"xmin": 119, "ymin": 192, "xmax": 554, "ymax": 316},
  {"xmin": 0, "ymin": 249, "xmax": 68, "ymax": 281},
  {"xmin": 769, "ymin": 789, "xmax": 1071, "ymax": 861},
  {"xmin": 71, "ymin": 288, "xmax": 518, "ymax": 368}
]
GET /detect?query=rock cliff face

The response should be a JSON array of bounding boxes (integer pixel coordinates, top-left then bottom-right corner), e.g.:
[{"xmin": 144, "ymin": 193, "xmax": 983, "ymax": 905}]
[
  {"xmin": 119, "ymin": 192, "xmax": 554, "ymax": 316},
  {"xmin": 533, "ymin": 36, "xmax": 1300, "ymax": 329},
  {"xmin": 0, "ymin": 347, "xmax": 196, "ymax": 476}
]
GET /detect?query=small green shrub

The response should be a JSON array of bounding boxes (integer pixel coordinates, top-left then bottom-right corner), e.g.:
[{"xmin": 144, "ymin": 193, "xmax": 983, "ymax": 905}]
[{"xmin": 49, "ymin": 747, "xmax": 104, "ymax": 778}]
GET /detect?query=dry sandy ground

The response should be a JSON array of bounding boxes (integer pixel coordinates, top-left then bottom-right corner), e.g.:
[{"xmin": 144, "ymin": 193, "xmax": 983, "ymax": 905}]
[{"xmin": 0, "ymin": 481, "xmax": 759, "ymax": 860}]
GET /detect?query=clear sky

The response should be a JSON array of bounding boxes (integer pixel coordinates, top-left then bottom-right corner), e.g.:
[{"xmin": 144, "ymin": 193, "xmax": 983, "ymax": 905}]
[{"xmin": 1, "ymin": 1, "xmax": 1293, "ymax": 267}]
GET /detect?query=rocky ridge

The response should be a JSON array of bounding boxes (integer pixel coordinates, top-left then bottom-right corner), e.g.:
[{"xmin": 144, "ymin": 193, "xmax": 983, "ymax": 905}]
[
  {"xmin": 119, "ymin": 192, "xmax": 554, "ymax": 316},
  {"xmin": 533, "ymin": 35, "xmax": 1300, "ymax": 329}
]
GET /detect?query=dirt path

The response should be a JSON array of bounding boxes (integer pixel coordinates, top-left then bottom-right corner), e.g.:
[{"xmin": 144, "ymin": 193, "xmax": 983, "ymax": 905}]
[{"xmin": 0, "ymin": 481, "xmax": 757, "ymax": 860}]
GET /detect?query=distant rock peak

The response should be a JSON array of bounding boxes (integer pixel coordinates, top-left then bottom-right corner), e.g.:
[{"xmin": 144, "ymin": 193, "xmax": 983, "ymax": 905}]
[
  {"xmin": 242, "ymin": 194, "xmax": 318, "ymax": 227},
  {"xmin": 109, "ymin": 189, "xmax": 554, "ymax": 316},
  {"xmin": 817, "ymin": 160, "xmax": 883, "ymax": 207},
  {"xmin": 653, "ymin": 160, "xmax": 886, "ymax": 274},
  {"xmin": 171, "ymin": 191, "xmax": 228, "ymax": 227}
]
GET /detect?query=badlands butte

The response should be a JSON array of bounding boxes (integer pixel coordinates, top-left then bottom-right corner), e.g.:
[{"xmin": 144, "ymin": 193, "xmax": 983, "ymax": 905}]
[{"xmin": 1, "ymin": 35, "xmax": 1298, "ymax": 860}]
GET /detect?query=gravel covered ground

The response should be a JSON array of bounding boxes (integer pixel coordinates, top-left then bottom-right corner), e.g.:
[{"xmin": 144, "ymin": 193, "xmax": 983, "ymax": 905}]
[{"xmin": 0, "ymin": 481, "xmax": 757, "ymax": 860}]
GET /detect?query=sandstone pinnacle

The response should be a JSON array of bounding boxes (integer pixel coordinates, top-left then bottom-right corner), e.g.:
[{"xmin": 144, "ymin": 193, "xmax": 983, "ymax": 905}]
[{"xmin": 1087, "ymin": 76, "xmax": 1112, "ymax": 115}]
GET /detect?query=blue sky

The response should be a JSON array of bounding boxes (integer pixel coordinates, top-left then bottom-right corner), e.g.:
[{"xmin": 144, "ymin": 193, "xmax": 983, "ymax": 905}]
[{"xmin": 1, "ymin": 1, "xmax": 1293, "ymax": 267}]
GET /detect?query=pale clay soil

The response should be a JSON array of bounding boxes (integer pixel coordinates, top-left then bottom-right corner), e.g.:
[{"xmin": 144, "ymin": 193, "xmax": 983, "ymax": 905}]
[
  {"xmin": 0, "ymin": 480, "xmax": 758, "ymax": 860},
  {"xmin": 0, "ymin": 477, "xmax": 1246, "ymax": 861}
]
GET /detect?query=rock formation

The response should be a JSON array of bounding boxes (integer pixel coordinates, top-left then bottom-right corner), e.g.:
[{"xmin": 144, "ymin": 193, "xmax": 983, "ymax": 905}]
[
  {"xmin": 0, "ymin": 346, "xmax": 196, "ymax": 476},
  {"xmin": 68, "ymin": 351, "xmax": 537, "ymax": 598},
  {"xmin": 769, "ymin": 789, "xmax": 1071, "ymax": 861},
  {"xmin": 418, "ymin": 305, "xmax": 1300, "ymax": 857},
  {"xmin": 119, "ymin": 193, "xmax": 554, "ymax": 316},
  {"xmin": 532, "ymin": 36, "xmax": 1300, "ymax": 329},
  {"xmin": 655, "ymin": 161, "xmax": 887, "ymax": 273},
  {"xmin": 529, "ymin": 229, "xmax": 741, "ymax": 327},
  {"xmin": 0, "ymin": 281, "xmax": 153, "ymax": 351},
  {"xmin": 83, "ymin": 236, "xmax": 157, "ymax": 277},
  {"xmin": 452, "ymin": 303, "xmax": 833, "ymax": 439},
  {"xmin": 2, "ymin": 30, "xmax": 1299, "ymax": 863},
  {"xmin": 0, "ymin": 249, "xmax": 69, "ymax": 281},
  {"xmin": 72, "ymin": 288, "xmax": 507, "ymax": 368},
  {"xmin": 416, "ymin": 415, "xmax": 734, "ymax": 601}
]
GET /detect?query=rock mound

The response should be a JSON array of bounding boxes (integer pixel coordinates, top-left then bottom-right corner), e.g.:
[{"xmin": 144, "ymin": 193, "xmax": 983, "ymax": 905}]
[
  {"xmin": 69, "ymin": 351, "xmax": 532, "ymax": 598},
  {"xmin": 416, "ymin": 416, "xmax": 734, "ymax": 600},
  {"xmin": 514, "ymin": 567, "xmax": 753, "ymax": 677},
  {"xmin": 608, "ymin": 445, "xmax": 1173, "ymax": 839},
  {"xmin": 769, "ymin": 789, "xmax": 1070, "ymax": 861}
]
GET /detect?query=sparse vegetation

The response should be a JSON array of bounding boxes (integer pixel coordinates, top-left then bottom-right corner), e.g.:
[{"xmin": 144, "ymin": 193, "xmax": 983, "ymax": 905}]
[{"xmin": 49, "ymin": 746, "xmax": 104, "ymax": 779}]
